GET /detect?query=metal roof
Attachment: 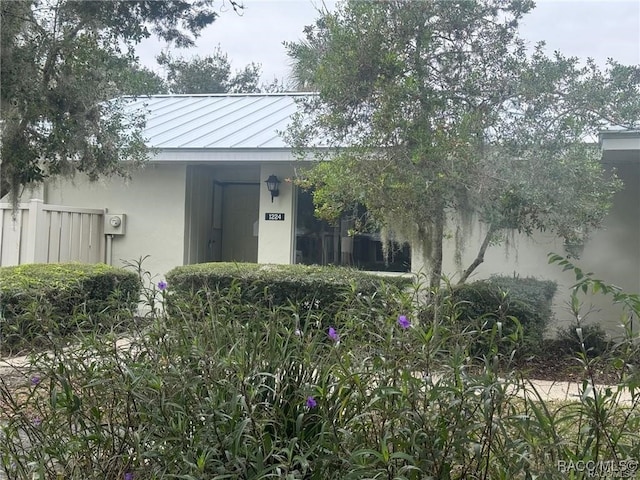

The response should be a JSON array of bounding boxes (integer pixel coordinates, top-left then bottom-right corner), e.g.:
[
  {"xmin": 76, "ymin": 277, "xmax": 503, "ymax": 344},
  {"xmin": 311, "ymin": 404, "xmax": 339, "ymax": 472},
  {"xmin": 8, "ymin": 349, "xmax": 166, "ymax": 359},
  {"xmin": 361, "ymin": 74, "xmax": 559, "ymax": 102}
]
[{"xmin": 123, "ymin": 93, "xmax": 312, "ymax": 150}]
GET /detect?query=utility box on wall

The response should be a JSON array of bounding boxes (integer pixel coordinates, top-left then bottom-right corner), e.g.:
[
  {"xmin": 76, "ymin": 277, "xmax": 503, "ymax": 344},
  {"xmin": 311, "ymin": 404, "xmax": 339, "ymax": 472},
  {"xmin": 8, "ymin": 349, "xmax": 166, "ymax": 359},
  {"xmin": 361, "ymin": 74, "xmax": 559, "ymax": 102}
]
[{"xmin": 104, "ymin": 214, "xmax": 126, "ymax": 235}]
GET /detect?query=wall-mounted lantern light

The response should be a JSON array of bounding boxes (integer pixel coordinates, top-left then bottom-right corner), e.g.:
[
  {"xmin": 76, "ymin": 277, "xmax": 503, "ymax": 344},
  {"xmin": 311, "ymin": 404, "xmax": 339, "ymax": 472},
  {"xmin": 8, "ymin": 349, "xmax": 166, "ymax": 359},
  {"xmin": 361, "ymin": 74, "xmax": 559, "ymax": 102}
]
[{"xmin": 265, "ymin": 174, "xmax": 280, "ymax": 202}]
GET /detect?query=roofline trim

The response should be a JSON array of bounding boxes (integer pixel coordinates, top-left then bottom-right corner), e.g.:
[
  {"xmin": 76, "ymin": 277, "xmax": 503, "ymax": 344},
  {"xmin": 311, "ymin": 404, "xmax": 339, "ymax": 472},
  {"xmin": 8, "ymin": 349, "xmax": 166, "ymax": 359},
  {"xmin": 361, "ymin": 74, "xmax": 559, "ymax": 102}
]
[
  {"xmin": 122, "ymin": 92, "xmax": 318, "ymax": 99},
  {"xmin": 599, "ymin": 129, "xmax": 640, "ymax": 141}
]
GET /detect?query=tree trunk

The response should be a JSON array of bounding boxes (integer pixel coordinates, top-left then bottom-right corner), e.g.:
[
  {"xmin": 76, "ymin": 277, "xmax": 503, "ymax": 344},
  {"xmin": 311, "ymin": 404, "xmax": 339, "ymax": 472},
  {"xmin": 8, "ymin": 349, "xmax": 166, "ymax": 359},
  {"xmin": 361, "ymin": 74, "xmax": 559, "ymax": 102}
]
[
  {"xmin": 429, "ymin": 208, "xmax": 445, "ymax": 289},
  {"xmin": 457, "ymin": 225, "xmax": 496, "ymax": 285}
]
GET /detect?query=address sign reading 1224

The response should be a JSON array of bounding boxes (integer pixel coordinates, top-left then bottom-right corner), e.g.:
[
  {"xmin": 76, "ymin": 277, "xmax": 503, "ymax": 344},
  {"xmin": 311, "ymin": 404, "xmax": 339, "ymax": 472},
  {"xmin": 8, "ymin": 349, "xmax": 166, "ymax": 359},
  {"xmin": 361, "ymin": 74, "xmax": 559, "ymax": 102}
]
[{"xmin": 265, "ymin": 213, "xmax": 285, "ymax": 221}]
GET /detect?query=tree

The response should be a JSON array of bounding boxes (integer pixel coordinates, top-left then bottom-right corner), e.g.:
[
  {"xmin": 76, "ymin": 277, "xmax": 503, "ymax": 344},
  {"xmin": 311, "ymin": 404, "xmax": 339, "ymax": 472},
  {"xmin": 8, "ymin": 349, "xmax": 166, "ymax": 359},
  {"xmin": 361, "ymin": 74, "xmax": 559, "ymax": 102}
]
[
  {"xmin": 0, "ymin": 0, "xmax": 238, "ymax": 202},
  {"xmin": 157, "ymin": 48, "xmax": 261, "ymax": 94},
  {"xmin": 115, "ymin": 64, "xmax": 168, "ymax": 96},
  {"xmin": 286, "ymin": 0, "xmax": 640, "ymax": 287},
  {"xmin": 156, "ymin": 48, "xmax": 289, "ymax": 94}
]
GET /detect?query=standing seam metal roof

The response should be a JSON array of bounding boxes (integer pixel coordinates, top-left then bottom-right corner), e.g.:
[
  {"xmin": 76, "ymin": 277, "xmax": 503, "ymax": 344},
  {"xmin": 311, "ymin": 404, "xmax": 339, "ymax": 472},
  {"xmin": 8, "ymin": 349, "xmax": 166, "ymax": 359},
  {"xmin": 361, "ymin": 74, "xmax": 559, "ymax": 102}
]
[{"xmin": 123, "ymin": 93, "xmax": 313, "ymax": 149}]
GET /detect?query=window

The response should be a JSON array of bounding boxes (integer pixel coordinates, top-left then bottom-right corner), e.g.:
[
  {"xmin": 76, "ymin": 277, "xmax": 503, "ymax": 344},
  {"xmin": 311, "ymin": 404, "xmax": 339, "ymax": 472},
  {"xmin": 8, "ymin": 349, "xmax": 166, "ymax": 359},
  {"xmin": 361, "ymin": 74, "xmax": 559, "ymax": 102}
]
[{"xmin": 294, "ymin": 189, "xmax": 410, "ymax": 272}]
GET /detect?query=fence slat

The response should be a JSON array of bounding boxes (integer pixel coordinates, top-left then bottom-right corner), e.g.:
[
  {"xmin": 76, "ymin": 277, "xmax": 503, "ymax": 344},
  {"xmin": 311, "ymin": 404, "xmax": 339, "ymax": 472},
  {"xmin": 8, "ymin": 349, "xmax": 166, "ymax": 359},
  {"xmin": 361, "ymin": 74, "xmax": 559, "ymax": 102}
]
[
  {"xmin": 0, "ymin": 209, "xmax": 24, "ymax": 266},
  {"xmin": 0, "ymin": 202, "xmax": 105, "ymax": 266},
  {"xmin": 24, "ymin": 199, "xmax": 46, "ymax": 263},
  {"xmin": 48, "ymin": 210, "xmax": 62, "ymax": 263}
]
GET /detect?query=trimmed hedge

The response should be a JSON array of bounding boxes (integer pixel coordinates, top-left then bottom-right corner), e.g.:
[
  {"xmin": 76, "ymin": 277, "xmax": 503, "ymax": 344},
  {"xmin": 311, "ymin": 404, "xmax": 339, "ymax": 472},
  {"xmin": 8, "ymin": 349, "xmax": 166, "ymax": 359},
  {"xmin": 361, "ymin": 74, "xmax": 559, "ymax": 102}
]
[
  {"xmin": 166, "ymin": 262, "xmax": 413, "ymax": 321},
  {"xmin": 449, "ymin": 275, "xmax": 557, "ymax": 353},
  {"xmin": 0, "ymin": 263, "xmax": 140, "ymax": 353}
]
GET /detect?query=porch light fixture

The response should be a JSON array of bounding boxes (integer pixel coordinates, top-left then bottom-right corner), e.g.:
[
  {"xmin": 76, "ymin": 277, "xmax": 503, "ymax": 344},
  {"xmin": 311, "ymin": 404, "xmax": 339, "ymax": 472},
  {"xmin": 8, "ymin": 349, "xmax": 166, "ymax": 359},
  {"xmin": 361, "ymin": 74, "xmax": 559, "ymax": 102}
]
[{"xmin": 265, "ymin": 174, "xmax": 280, "ymax": 202}]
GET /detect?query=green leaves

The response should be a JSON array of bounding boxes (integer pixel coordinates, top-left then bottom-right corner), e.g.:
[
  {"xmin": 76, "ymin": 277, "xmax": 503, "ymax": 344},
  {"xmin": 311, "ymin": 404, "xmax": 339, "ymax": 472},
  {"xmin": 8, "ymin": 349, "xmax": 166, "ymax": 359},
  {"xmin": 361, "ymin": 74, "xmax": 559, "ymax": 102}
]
[
  {"xmin": 0, "ymin": 263, "xmax": 140, "ymax": 354},
  {"xmin": 0, "ymin": 0, "xmax": 224, "ymax": 200},
  {"xmin": 157, "ymin": 48, "xmax": 262, "ymax": 94},
  {"xmin": 287, "ymin": 0, "xmax": 639, "ymax": 285},
  {"xmin": 2, "ymin": 265, "xmax": 640, "ymax": 478}
]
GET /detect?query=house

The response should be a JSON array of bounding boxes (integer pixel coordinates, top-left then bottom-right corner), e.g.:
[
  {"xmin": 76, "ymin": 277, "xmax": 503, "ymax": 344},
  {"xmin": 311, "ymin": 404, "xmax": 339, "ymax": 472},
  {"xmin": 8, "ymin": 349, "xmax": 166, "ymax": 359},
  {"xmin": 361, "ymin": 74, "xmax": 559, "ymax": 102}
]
[
  {"xmin": 1, "ymin": 94, "xmax": 638, "ymax": 336},
  {"xmin": 0, "ymin": 93, "xmax": 399, "ymax": 276},
  {"xmin": 30, "ymin": 94, "xmax": 309, "ymax": 277}
]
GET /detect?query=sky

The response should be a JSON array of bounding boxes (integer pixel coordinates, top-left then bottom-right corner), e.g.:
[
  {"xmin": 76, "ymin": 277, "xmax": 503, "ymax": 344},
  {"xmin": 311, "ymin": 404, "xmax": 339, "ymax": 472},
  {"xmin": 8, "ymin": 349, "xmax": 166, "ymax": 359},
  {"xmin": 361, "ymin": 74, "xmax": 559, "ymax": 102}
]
[{"xmin": 135, "ymin": 0, "xmax": 640, "ymax": 87}]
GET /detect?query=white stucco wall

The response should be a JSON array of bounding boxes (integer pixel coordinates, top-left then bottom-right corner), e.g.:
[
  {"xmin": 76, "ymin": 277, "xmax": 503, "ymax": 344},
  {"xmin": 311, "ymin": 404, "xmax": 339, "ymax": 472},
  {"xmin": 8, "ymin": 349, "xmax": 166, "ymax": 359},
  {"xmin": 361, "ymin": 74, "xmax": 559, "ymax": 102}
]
[
  {"xmin": 45, "ymin": 164, "xmax": 187, "ymax": 280},
  {"xmin": 44, "ymin": 161, "xmax": 299, "ymax": 274},
  {"xmin": 412, "ymin": 160, "xmax": 640, "ymax": 338},
  {"xmin": 257, "ymin": 164, "xmax": 296, "ymax": 264}
]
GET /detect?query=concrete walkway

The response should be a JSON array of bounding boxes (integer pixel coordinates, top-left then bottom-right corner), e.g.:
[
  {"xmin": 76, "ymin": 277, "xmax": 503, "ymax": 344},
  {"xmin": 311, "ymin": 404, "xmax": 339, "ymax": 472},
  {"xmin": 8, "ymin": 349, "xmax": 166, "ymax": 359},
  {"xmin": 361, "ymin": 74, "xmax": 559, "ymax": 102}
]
[
  {"xmin": 0, "ymin": 337, "xmax": 132, "ymax": 370},
  {"xmin": 516, "ymin": 377, "xmax": 634, "ymax": 404}
]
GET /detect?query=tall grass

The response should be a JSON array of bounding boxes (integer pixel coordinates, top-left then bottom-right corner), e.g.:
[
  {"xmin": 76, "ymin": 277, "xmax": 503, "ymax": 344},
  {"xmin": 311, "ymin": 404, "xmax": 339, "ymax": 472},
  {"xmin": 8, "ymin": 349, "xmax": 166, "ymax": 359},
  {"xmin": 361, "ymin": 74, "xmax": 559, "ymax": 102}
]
[{"xmin": 1, "ymin": 257, "xmax": 638, "ymax": 479}]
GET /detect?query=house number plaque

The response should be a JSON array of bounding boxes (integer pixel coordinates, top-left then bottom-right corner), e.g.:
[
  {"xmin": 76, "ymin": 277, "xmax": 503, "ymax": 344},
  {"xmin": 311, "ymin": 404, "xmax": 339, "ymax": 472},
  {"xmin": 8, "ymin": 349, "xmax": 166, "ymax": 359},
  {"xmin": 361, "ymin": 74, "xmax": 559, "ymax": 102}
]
[{"xmin": 265, "ymin": 213, "xmax": 285, "ymax": 221}]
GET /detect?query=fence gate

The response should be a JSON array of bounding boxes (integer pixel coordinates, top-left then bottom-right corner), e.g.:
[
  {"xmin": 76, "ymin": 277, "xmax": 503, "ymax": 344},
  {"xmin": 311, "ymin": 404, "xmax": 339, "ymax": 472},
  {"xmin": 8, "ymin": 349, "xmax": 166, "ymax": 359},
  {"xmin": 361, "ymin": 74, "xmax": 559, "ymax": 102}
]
[{"xmin": 0, "ymin": 199, "xmax": 105, "ymax": 266}]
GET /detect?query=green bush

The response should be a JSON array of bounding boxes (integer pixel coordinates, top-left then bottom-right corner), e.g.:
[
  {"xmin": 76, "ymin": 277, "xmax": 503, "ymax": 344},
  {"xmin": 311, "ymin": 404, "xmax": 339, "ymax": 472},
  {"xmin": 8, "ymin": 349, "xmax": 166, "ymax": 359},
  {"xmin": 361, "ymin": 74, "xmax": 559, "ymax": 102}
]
[
  {"xmin": 557, "ymin": 322, "xmax": 610, "ymax": 357},
  {"xmin": 449, "ymin": 275, "xmax": 557, "ymax": 354},
  {"xmin": 0, "ymin": 263, "xmax": 140, "ymax": 353},
  {"xmin": 166, "ymin": 262, "xmax": 412, "ymax": 324}
]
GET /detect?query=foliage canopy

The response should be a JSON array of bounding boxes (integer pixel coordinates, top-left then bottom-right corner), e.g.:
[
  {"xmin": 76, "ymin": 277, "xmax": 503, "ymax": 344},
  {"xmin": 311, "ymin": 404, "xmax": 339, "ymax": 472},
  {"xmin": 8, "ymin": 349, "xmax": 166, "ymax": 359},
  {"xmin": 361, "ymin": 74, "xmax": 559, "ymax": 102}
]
[
  {"xmin": 286, "ymin": 0, "xmax": 640, "ymax": 286},
  {"xmin": 157, "ymin": 48, "xmax": 262, "ymax": 94},
  {"xmin": 0, "ymin": 0, "xmax": 235, "ymax": 201}
]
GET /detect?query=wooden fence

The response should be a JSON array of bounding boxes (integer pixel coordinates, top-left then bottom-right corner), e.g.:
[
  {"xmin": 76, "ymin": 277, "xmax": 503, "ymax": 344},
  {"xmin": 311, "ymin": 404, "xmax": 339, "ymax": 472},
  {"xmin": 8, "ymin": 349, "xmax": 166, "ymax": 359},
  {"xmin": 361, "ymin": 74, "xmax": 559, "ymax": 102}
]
[{"xmin": 0, "ymin": 199, "xmax": 105, "ymax": 266}]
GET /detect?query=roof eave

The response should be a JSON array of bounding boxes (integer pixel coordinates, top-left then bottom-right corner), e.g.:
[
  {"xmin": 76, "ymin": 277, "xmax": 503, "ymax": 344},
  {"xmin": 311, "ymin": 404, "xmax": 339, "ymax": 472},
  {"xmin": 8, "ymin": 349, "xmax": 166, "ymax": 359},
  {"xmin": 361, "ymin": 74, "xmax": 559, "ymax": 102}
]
[
  {"xmin": 599, "ymin": 129, "xmax": 640, "ymax": 151},
  {"xmin": 148, "ymin": 147, "xmax": 331, "ymax": 163}
]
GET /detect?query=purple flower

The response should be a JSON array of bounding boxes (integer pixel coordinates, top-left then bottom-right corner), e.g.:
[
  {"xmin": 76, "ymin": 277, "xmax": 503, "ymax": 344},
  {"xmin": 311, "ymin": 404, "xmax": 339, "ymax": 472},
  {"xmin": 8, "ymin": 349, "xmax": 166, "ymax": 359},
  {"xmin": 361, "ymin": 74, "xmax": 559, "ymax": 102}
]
[
  {"xmin": 397, "ymin": 315, "xmax": 411, "ymax": 329},
  {"xmin": 30, "ymin": 376, "xmax": 41, "ymax": 386},
  {"xmin": 306, "ymin": 396, "xmax": 317, "ymax": 408},
  {"xmin": 124, "ymin": 473, "xmax": 134, "ymax": 480},
  {"xmin": 328, "ymin": 327, "xmax": 339, "ymax": 342},
  {"xmin": 157, "ymin": 280, "xmax": 167, "ymax": 291},
  {"xmin": 32, "ymin": 416, "xmax": 41, "ymax": 427}
]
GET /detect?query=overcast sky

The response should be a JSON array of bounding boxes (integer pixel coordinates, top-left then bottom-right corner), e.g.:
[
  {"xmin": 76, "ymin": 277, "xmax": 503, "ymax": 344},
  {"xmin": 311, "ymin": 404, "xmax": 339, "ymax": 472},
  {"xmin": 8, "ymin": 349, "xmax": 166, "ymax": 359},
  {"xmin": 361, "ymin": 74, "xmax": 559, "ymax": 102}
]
[{"xmin": 136, "ymin": 0, "xmax": 640, "ymax": 88}]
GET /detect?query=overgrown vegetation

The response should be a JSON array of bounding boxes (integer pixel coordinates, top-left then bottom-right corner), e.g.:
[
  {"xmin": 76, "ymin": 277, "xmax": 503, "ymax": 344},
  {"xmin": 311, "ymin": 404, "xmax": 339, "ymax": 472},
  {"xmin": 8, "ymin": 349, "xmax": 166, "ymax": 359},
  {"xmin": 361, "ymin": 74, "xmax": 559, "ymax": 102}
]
[
  {"xmin": 0, "ymin": 263, "xmax": 139, "ymax": 355},
  {"xmin": 0, "ymin": 257, "xmax": 638, "ymax": 479},
  {"xmin": 557, "ymin": 322, "xmax": 610, "ymax": 358},
  {"xmin": 549, "ymin": 253, "xmax": 640, "ymax": 376}
]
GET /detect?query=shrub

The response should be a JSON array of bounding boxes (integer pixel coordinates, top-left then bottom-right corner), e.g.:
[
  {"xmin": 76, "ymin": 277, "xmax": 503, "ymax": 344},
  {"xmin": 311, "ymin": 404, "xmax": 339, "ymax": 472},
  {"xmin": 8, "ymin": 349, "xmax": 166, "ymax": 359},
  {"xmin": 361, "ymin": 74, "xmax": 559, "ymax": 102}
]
[
  {"xmin": 2, "ymin": 275, "xmax": 638, "ymax": 479},
  {"xmin": 448, "ymin": 275, "xmax": 557, "ymax": 354},
  {"xmin": 549, "ymin": 253, "xmax": 640, "ymax": 370},
  {"xmin": 0, "ymin": 263, "xmax": 140, "ymax": 353},
  {"xmin": 557, "ymin": 322, "xmax": 610, "ymax": 357},
  {"xmin": 166, "ymin": 262, "xmax": 412, "ymax": 325}
]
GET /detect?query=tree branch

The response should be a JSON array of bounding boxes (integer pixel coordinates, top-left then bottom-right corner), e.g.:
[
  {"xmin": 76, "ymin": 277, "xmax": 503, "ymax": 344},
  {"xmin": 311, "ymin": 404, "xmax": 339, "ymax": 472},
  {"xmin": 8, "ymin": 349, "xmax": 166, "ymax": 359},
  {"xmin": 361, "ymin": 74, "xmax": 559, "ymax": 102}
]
[{"xmin": 457, "ymin": 225, "xmax": 497, "ymax": 285}]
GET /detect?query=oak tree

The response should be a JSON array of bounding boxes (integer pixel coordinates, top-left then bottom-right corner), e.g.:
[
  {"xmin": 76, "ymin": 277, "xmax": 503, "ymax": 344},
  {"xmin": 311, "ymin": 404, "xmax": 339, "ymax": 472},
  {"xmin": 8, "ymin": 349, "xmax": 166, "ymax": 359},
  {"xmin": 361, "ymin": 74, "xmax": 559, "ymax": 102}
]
[
  {"xmin": 286, "ymin": 0, "xmax": 640, "ymax": 287},
  {"xmin": 0, "ymin": 0, "xmax": 238, "ymax": 202},
  {"xmin": 157, "ymin": 48, "xmax": 261, "ymax": 94}
]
